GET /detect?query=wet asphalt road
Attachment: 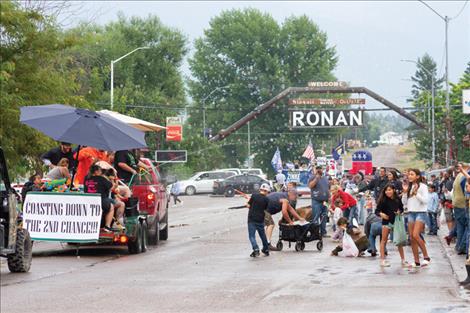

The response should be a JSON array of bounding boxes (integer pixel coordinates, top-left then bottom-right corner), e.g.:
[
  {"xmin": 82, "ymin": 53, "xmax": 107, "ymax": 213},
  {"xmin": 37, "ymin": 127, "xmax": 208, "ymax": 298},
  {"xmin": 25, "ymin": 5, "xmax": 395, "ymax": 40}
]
[{"xmin": 1, "ymin": 195, "xmax": 469, "ymax": 313}]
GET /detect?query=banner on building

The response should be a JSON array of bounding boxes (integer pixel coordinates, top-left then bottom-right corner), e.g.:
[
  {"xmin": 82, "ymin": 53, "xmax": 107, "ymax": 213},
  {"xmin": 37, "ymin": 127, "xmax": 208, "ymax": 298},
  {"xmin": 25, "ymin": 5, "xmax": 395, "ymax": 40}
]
[{"xmin": 22, "ymin": 192, "xmax": 103, "ymax": 242}]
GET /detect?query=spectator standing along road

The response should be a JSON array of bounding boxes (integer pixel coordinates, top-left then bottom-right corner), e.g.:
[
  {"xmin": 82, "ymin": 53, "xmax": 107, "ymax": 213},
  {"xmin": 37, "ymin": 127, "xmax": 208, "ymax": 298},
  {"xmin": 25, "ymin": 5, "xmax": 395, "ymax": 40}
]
[
  {"xmin": 359, "ymin": 167, "xmax": 389, "ymax": 199},
  {"xmin": 308, "ymin": 166, "xmax": 330, "ymax": 236},
  {"xmin": 452, "ymin": 163, "xmax": 470, "ymax": 255}
]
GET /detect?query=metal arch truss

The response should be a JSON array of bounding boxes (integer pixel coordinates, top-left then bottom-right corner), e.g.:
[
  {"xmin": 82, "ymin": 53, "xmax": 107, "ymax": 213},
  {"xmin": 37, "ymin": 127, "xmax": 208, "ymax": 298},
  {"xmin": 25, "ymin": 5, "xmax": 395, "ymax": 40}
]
[{"xmin": 209, "ymin": 86, "xmax": 426, "ymax": 142}]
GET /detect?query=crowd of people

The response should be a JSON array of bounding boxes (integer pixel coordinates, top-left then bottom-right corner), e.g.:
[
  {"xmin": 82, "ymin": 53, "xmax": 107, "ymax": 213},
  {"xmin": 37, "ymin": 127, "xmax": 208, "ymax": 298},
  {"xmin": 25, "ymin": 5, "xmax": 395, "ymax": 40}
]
[
  {"xmin": 21, "ymin": 142, "xmax": 150, "ymax": 233},
  {"xmin": 246, "ymin": 162, "xmax": 470, "ymax": 282}
]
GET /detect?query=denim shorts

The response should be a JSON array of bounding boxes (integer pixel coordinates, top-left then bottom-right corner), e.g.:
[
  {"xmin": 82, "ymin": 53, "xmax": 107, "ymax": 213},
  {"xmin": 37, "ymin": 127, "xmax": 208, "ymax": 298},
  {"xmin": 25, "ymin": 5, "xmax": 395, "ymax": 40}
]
[{"xmin": 408, "ymin": 212, "xmax": 427, "ymax": 224}]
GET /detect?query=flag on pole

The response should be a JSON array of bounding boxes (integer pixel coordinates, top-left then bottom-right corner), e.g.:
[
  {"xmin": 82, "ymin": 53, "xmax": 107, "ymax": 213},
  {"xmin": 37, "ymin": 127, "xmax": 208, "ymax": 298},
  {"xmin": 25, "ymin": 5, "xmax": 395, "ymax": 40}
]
[
  {"xmin": 302, "ymin": 141, "xmax": 315, "ymax": 161},
  {"xmin": 271, "ymin": 147, "xmax": 283, "ymax": 172},
  {"xmin": 332, "ymin": 142, "xmax": 344, "ymax": 161}
]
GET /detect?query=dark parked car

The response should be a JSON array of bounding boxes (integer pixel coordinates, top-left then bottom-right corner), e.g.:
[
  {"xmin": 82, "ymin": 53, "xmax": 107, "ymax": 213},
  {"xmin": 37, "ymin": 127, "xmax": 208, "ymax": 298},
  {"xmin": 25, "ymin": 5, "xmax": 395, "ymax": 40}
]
[{"xmin": 213, "ymin": 174, "xmax": 270, "ymax": 197}]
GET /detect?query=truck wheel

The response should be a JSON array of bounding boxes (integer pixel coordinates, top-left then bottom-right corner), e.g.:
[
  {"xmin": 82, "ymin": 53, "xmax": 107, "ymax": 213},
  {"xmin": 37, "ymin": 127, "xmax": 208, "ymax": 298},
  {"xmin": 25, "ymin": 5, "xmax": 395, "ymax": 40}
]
[
  {"xmin": 147, "ymin": 219, "xmax": 160, "ymax": 246},
  {"xmin": 159, "ymin": 211, "xmax": 169, "ymax": 241},
  {"xmin": 185, "ymin": 186, "xmax": 196, "ymax": 196},
  {"xmin": 141, "ymin": 220, "xmax": 148, "ymax": 253},
  {"xmin": 7, "ymin": 228, "xmax": 32, "ymax": 273},
  {"xmin": 225, "ymin": 187, "xmax": 235, "ymax": 197},
  {"xmin": 128, "ymin": 222, "xmax": 143, "ymax": 254}
]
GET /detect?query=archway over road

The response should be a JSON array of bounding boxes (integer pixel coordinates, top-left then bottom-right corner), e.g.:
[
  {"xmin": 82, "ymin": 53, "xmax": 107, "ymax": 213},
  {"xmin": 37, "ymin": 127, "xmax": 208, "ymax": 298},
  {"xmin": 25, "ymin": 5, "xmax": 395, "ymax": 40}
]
[{"xmin": 209, "ymin": 85, "xmax": 426, "ymax": 142}]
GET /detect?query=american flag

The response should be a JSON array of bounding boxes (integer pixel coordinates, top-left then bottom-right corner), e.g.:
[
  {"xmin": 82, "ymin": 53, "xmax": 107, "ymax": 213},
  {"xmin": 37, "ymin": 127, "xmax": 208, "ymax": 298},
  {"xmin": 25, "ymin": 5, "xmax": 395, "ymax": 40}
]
[{"xmin": 302, "ymin": 142, "xmax": 315, "ymax": 161}]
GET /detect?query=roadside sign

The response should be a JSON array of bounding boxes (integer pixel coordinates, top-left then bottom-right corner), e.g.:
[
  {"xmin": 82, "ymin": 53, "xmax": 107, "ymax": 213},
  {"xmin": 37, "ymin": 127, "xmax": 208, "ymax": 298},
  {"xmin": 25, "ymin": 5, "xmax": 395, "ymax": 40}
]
[
  {"xmin": 155, "ymin": 150, "xmax": 187, "ymax": 163},
  {"xmin": 166, "ymin": 117, "xmax": 183, "ymax": 142},
  {"xmin": 463, "ymin": 89, "xmax": 470, "ymax": 114}
]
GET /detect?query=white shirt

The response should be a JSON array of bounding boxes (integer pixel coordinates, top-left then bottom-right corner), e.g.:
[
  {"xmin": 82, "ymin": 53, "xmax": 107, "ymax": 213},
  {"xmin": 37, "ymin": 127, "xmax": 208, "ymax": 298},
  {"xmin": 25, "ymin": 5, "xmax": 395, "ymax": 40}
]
[
  {"xmin": 275, "ymin": 173, "xmax": 286, "ymax": 185},
  {"xmin": 402, "ymin": 183, "xmax": 429, "ymax": 213}
]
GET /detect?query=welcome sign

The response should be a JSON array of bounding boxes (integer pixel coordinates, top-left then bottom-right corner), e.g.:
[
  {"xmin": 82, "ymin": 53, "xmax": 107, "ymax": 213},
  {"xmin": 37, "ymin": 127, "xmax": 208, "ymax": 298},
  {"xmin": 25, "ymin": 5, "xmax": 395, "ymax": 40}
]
[
  {"xmin": 289, "ymin": 109, "xmax": 364, "ymax": 128},
  {"xmin": 22, "ymin": 192, "xmax": 103, "ymax": 242}
]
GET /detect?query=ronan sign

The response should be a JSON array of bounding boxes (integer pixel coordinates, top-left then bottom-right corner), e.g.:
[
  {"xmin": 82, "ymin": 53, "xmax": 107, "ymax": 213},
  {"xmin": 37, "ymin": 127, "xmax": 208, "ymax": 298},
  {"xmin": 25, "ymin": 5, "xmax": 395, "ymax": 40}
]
[{"xmin": 289, "ymin": 109, "xmax": 364, "ymax": 128}]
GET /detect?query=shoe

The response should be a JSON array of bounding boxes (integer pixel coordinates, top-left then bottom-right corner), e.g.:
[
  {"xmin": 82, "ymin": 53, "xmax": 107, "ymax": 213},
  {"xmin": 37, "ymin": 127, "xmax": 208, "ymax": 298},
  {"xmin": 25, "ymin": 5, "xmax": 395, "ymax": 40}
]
[
  {"xmin": 444, "ymin": 236, "xmax": 451, "ymax": 246},
  {"xmin": 460, "ymin": 265, "xmax": 470, "ymax": 286},
  {"xmin": 401, "ymin": 260, "xmax": 410, "ymax": 267},
  {"xmin": 409, "ymin": 262, "xmax": 421, "ymax": 268},
  {"xmin": 262, "ymin": 249, "xmax": 270, "ymax": 256},
  {"xmin": 113, "ymin": 220, "xmax": 126, "ymax": 231},
  {"xmin": 457, "ymin": 251, "xmax": 466, "ymax": 255},
  {"xmin": 380, "ymin": 260, "xmax": 391, "ymax": 267},
  {"xmin": 370, "ymin": 252, "xmax": 377, "ymax": 257},
  {"xmin": 268, "ymin": 244, "xmax": 280, "ymax": 251},
  {"xmin": 421, "ymin": 259, "xmax": 430, "ymax": 267},
  {"xmin": 250, "ymin": 250, "xmax": 260, "ymax": 257},
  {"xmin": 103, "ymin": 226, "xmax": 113, "ymax": 233}
]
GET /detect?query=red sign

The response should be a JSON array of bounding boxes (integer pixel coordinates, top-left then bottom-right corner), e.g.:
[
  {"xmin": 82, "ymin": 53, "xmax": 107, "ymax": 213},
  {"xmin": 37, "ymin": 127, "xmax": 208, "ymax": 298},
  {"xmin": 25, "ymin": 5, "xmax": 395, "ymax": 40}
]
[{"xmin": 166, "ymin": 125, "xmax": 182, "ymax": 142}]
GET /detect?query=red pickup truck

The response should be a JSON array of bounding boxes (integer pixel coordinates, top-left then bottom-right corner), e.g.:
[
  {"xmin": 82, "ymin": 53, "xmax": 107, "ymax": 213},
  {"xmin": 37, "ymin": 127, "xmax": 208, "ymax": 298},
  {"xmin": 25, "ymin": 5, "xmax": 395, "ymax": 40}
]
[{"xmin": 130, "ymin": 158, "xmax": 169, "ymax": 245}]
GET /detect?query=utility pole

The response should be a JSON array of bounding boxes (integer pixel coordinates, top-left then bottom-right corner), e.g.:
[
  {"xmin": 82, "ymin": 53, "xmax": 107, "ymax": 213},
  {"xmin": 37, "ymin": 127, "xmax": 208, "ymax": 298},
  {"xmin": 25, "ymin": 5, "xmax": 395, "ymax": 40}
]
[{"xmin": 247, "ymin": 122, "xmax": 251, "ymax": 168}]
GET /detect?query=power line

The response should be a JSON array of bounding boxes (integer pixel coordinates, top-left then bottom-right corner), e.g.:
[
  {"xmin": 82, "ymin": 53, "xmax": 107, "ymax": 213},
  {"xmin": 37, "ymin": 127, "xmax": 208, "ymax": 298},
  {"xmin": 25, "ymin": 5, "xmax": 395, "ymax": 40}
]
[{"xmin": 451, "ymin": 0, "xmax": 469, "ymax": 20}]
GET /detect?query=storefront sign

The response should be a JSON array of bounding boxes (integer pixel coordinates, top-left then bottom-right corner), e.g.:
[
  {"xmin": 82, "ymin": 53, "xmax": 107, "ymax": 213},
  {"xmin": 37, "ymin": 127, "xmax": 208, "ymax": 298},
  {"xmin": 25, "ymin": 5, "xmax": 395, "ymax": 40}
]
[
  {"xmin": 166, "ymin": 116, "xmax": 183, "ymax": 142},
  {"xmin": 22, "ymin": 192, "xmax": 103, "ymax": 242},
  {"xmin": 307, "ymin": 81, "xmax": 348, "ymax": 87},
  {"xmin": 463, "ymin": 89, "xmax": 470, "ymax": 114},
  {"xmin": 288, "ymin": 98, "xmax": 365, "ymax": 105},
  {"xmin": 289, "ymin": 109, "xmax": 363, "ymax": 128}
]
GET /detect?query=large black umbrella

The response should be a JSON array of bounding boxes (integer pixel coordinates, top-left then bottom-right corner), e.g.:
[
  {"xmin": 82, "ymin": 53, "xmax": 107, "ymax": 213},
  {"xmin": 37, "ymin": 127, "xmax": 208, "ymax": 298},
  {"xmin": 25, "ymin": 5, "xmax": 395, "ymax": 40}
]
[
  {"xmin": 20, "ymin": 104, "xmax": 147, "ymax": 151},
  {"xmin": 20, "ymin": 104, "xmax": 148, "ymax": 186}
]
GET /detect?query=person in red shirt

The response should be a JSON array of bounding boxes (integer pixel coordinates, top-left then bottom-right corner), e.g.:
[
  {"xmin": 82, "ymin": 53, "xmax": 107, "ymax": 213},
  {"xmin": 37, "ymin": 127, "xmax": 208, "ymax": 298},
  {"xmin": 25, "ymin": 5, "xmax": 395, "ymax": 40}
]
[
  {"xmin": 330, "ymin": 184, "xmax": 358, "ymax": 225},
  {"xmin": 74, "ymin": 147, "xmax": 109, "ymax": 185}
]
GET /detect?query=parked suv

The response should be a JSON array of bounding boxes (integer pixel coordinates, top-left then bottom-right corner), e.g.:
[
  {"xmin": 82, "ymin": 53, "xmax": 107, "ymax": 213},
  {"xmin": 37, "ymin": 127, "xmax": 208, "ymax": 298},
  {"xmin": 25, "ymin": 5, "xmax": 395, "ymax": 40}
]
[
  {"xmin": 130, "ymin": 158, "xmax": 169, "ymax": 245},
  {"xmin": 0, "ymin": 147, "xmax": 32, "ymax": 272},
  {"xmin": 173, "ymin": 171, "xmax": 237, "ymax": 195},
  {"xmin": 213, "ymin": 174, "xmax": 271, "ymax": 197}
]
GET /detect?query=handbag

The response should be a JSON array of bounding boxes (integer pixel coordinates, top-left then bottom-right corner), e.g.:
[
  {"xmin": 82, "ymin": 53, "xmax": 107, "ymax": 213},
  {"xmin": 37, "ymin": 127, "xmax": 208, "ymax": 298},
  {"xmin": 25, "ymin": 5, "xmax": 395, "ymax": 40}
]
[{"xmin": 393, "ymin": 214, "xmax": 407, "ymax": 246}]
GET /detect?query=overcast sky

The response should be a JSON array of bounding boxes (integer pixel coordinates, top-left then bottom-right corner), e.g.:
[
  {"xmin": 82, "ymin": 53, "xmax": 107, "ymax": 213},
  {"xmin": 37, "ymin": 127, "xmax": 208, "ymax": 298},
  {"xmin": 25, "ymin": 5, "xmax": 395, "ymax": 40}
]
[{"xmin": 71, "ymin": 1, "xmax": 469, "ymax": 111}]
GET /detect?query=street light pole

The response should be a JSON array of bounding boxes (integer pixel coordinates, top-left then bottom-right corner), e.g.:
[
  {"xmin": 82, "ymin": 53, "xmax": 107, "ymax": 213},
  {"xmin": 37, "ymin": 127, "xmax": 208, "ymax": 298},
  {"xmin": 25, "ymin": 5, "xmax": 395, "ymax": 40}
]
[
  {"xmin": 110, "ymin": 46, "xmax": 150, "ymax": 110},
  {"xmin": 418, "ymin": 0, "xmax": 452, "ymax": 165},
  {"xmin": 401, "ymin": 59, "xmax": 436, "ymax": 166},
  {"xmin": 201, "ymin": 85, "xmax": 229, "ymax": 137}
]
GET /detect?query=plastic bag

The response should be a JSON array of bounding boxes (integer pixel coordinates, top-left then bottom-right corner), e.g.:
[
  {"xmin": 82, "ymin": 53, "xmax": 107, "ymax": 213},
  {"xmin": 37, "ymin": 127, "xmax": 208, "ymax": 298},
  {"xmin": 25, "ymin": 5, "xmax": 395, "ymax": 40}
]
[
  {"xmin": 340, "ymin": 232, "xmax": 359, "ymax": 257},
  {"xmin": 393, "ymin": 215, "xmax": 407, "ymax": 246}
]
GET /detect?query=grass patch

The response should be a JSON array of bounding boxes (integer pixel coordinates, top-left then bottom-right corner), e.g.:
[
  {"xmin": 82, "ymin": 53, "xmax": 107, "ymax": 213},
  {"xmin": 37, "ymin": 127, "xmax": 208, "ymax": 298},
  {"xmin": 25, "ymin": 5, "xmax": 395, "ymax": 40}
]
[{"xmin": 396, "ymin": 143, "xmax": 426, "ymax": 170}]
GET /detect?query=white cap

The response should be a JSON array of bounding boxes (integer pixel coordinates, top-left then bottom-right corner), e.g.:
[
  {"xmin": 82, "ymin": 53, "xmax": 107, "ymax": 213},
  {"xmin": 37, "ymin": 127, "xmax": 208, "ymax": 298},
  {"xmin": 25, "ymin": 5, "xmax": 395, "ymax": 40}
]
[{"xmin": 259, "ymin": 183, "xmax": 271, "ymax": 192}]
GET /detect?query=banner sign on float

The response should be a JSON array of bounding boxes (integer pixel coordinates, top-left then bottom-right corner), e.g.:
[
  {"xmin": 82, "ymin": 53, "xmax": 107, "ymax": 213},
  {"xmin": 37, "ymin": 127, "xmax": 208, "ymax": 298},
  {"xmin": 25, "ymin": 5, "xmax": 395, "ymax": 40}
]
[
  {"xmin": 289, "ymin": 109, "xmax": 364, "ymax": 128},
  {"xmin": 22, "ymin": 192, "xmax": 103, "ymax": 242}
]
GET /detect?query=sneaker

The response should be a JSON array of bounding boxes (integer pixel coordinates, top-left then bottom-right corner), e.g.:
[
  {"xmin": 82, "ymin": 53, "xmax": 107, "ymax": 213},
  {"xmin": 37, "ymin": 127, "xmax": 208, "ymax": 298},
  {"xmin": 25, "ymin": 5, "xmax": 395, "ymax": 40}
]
[
  {"xmin": 370, "ymin": 251, "xmax": 377, "ymax": 257},
  {"xmin": 261, "ymin": 249, "xmax": 270, "ymax": 256},
  {"xmin": 409, "ymin": 262, "xmax": 421, "ymax": 268},
  {"xmin": 250, "ymin": 250, "xmax": 260, "ymax": 258},
  {"xmin": 268, "ymin": 244, "xmax": 279, "ymax": 251},
  {"xmin": 421, "ymin": 259, "xmax": 430, "ymax": 267},
  {"xmin": 380, "ymin": 260, "xmax": 391, "ymax": 267},
  {"xmin": 401, "ymin": 260, "xmax": 410, "ymax": 267},
  {"xmin": 103, "ymin": 226, "xmax": 113, "ymax": 233}
]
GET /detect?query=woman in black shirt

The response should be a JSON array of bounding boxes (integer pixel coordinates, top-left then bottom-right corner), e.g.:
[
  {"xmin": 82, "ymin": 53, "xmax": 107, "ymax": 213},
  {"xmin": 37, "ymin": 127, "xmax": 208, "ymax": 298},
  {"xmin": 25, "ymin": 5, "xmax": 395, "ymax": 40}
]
[
  {"xmin": 376, "ymin": 184, "xmax": 406, "ymax": 267},
  {"xmin": 84, "ymin": 165, "xmax": 114, "ymax": 232}
]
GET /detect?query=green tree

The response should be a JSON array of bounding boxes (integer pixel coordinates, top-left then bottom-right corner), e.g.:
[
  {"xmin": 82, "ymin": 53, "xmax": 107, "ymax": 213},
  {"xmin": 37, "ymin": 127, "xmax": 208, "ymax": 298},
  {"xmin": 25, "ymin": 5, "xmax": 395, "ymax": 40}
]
[
  {"xmin": 188, "ymin": 9, "xmax": 338, "ymax": 173},
  {"xmin": 0, "ymin": 1, "xmax": 89, "ymax": 178},
  {"xmin": 410, "ymin": 53, "xmax": 444, "ymax": 99}
]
